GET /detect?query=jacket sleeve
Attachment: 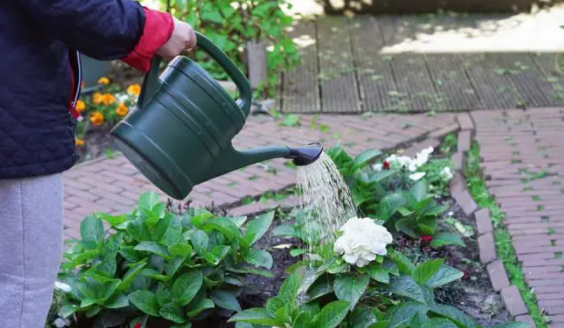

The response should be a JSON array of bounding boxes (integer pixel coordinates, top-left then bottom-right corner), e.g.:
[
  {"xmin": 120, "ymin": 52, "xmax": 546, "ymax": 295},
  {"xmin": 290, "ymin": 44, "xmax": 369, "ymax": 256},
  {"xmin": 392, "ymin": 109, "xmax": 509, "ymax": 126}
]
[{"xmin": 12, "ymin": 0, "xmax": 174, "ymax": 70}]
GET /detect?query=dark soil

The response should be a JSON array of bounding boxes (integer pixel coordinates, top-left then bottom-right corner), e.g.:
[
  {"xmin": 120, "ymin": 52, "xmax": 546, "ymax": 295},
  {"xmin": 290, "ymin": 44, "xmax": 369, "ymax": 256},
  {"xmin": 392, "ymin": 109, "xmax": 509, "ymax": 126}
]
[
  {"xmin": 395, "ymin": 199, "xmax": 512, "ymax": 327},
  {"xmin": 76, "ymin": 126, "xmax": 116, "ymax": 164}
]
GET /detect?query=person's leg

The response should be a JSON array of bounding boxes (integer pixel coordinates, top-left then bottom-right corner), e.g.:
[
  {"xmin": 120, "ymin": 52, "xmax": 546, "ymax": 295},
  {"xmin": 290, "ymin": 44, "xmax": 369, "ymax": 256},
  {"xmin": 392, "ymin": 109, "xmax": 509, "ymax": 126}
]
[{"xmin": 0, "ymin": 173, "xmax": 64, "ymax": 328}]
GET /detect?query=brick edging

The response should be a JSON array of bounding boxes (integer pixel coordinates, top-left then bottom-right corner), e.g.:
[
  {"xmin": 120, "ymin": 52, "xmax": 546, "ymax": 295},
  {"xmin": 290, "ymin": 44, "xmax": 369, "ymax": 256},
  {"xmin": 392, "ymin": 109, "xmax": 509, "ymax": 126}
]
[{"xmin": 449, "ymin": 112, "xmax": 535, "ymax": 326}]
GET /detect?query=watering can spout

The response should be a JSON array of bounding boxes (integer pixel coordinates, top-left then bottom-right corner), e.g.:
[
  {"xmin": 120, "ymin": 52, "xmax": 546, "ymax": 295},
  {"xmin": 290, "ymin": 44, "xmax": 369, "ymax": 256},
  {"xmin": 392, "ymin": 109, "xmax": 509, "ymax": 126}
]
[{"xmin": 198, "ymin": 143, "xmax": 324, "ymax": 185}]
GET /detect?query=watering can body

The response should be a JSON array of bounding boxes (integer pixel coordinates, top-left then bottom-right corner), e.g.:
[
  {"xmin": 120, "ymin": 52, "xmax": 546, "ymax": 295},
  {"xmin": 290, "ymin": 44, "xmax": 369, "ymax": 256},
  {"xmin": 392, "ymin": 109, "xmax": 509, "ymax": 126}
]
[{"xmin": 111, "ymin": 33, "xmax": 322, "ymax": 200}]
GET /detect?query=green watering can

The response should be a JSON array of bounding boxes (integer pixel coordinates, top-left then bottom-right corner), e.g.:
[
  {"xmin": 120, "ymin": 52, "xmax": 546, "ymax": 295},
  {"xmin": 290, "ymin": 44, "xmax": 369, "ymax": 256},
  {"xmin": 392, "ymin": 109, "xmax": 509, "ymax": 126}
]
[{"xmin": 110, "ymin": 32, "xmax": 323, "ymax": 200}]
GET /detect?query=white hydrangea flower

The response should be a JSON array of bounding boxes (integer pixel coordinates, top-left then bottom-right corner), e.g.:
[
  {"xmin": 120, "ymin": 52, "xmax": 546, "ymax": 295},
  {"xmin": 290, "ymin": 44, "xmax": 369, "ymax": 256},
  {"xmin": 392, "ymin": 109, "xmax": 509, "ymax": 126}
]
[
  {"xmin": 409, "ymin": 172, "xmax": 426, "ymax": 181},
  {"xmin": 334, "ymin": 217, "xmax": 393, "ymax": 267},
  {"xmin": 54, "ymin": 281, "xmax": 71, "ymax": 293},
  {"xmin": 440, "ymin": 166, "xmax": 453, "ymax": 181},
  {"xmin": 385, "ymin": 154, "xmax": 413, "ymax": 170},
  {"xmin": 373, "ymin": 163, "xmax": 383, "ymax": 171}
]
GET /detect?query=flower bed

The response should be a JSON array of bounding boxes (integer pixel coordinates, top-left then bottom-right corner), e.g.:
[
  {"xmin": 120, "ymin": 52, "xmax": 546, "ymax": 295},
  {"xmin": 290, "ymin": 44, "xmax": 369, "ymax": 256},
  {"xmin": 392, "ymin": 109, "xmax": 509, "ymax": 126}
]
[{"xmin": 47, "ymin": 135, "xmax": 530, "ymax": 328}]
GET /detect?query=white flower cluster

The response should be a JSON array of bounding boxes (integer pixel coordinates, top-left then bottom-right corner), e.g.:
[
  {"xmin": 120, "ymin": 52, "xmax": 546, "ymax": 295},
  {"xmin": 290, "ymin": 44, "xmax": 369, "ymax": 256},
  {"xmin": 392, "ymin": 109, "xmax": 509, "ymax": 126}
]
[
  {"xmin": 334, "ymin": 217, "xmax": 393, "ymax": 267},
  {"xmin": 373, "ymin": 147, "xmax": 434, "ymax": 181},
  {"xmin": 440, "ymin": 166, "xmax": 453, "ymax": 181}
]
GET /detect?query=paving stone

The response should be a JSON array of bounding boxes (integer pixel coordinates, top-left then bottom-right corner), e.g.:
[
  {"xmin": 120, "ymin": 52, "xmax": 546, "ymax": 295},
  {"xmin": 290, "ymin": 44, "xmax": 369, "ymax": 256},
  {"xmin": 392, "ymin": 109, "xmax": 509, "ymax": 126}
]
[
  {"xmin": 501, "ymin": 285, "xmax": 529, "ymax": 316},
  {"xmin": 487, "ymin": 260, "xmax": 510, "ymax": 291},
  {"xmin": 452, "ymin": 187, "xmax": 479, "ymax": 216},
  {"xmin": 475, "ymin": 208, "xmax": 494, "ymax": 236},
  {"xmin": 428, "ymin": 122, "xmax": 460, "ymax": 139},
  {"xmin": 514, "ymin": 315, "xmax": 536, "ymax": 327},
  {"xmin": 452, "ymin": 152, "xmax": 464, "ymax": 172},
  {"xmin": 458, "ymin": 130, "xmax": 472, "ymax": 152},
  {"xmin": 478, "ymin": 232, "xmax": 497, "ymax": 264},
  {"xmin": 457, "ymin": 112, "xmax": 475, "ymax": 131},
  {"xmin": 403, "ymin": 138, "xmax": 441, "ymax": 157}
]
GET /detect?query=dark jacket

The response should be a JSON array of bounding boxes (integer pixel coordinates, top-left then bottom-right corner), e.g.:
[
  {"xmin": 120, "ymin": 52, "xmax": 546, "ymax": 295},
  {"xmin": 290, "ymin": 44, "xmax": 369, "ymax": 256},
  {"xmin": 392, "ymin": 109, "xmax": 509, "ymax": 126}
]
[{"xmin": 0, "ymin": 0, "xmax": 172, "ymax": 179}]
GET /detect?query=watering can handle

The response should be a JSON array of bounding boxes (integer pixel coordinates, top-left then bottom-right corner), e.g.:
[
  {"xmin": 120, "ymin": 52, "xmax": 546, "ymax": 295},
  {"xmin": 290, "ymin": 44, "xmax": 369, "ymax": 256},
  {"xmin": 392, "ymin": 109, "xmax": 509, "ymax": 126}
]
[{"xmin": 137, "ymin": 32, "xmax": 252, "ymax": 114}]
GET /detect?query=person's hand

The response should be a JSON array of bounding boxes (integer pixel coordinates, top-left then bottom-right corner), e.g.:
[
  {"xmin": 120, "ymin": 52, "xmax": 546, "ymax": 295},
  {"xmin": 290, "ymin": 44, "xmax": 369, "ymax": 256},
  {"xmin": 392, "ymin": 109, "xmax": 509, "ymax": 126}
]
[{"xmin": 156, "ymin": 18, "xmax": 197, "ymax": 61}]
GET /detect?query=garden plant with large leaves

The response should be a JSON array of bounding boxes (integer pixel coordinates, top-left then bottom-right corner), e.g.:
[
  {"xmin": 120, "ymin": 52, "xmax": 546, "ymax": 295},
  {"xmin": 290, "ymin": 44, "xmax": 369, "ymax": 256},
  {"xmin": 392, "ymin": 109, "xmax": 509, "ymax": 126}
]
[{"xmin": 56, "ymin": 192, "xmax": 275, "ymax": 327}]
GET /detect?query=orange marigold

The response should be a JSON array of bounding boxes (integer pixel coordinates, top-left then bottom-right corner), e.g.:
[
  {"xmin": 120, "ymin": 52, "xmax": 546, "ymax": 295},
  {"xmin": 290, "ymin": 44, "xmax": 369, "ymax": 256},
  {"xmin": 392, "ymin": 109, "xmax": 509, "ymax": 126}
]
[
  {"xmin": 115, "ymin": 102, "xmax": 129, "ymax": 117},
  {"xmin": 75, "ymin": 100, "xmax": 86, "ymax": 112},
  {"xmin": 102, "ymin": 94, "xmax": 116, "ymax": 106},
  {"xmin": 98, "ymin": 77, "xmax": 110, "ymax": 85},
  {"xmin": 92, "ymin": 92, "xmax": 103, "ymax": 105},
  {"xmin": 127, "ymin": 84, "xmax": 141, "ymax": 96},
  {"xmin": 90, "ymin": 112, "xmax": 104, "ymax": 126},
  {"xmin": 75, "ymin": 138, "xmax": 85, "ymax": 147}
]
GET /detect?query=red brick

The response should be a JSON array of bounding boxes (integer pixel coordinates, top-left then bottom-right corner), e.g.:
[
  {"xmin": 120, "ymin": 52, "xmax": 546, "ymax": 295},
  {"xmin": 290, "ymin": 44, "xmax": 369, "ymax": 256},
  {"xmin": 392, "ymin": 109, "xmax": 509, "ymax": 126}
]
[
  {"xmin": 475, "ymin": 208, "xmax": 493, "ymax": 236},
  {"xmin": 457, "ymin": 112, "xmax": 474, "ymax": 131},
  {"xmin": 514, "ymin": 315, "xmax": 536, "ymax": 327},
  {"xmin": 478, "ymin": 232, "xmax": 497, "ymax": 264},
  {"xmin": 457, "ymin": 130, "xmax": 472, "ymax": 152},
  {"xmin": 487, "ymin": 260, "xmax": 510, "ymax": 292},
  {"xmin": 501, "ymin": 285, "xmax": 528, "ymax": 316}
]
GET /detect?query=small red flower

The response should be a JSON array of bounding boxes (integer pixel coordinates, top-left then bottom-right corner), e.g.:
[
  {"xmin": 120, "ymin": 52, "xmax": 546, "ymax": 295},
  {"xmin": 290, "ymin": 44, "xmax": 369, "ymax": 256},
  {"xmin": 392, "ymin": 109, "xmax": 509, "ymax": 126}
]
[
  {"xmin": 420, "ymin": 235, "xmax": 433, "ymax": 243},
  {"xmin": 133, "ymin": 323, "xmax": 143, "ymax": 328},
  {"xmin": 462, "ymin": 270, "xmax": 470, "ymax": 280},
  {"xmin": 383, "ymin": 161, "xmax": 390, "ymax": 170}
]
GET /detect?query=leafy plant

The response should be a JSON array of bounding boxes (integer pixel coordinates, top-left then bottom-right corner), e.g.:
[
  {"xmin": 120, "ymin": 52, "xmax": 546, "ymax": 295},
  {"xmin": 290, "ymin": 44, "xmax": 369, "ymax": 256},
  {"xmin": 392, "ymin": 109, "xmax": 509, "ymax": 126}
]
[{"xmin": 56, "ymin": 192, "xmax": 275, "ymax": 327}]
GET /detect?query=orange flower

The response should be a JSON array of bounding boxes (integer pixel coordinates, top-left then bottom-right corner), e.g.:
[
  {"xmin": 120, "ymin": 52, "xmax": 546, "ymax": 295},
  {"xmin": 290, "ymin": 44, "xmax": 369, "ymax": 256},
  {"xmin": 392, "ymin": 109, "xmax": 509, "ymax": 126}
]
[
  {"xmin": 102, "ymin": 94, "xmax": 116, "ymax": 106},
  {"xmin": 75, "ymin": 100, "xmax": 86, "ymax": 113},
  {"xmin": 115, "ymin": 102, "xmax": 129, "ymax": 117},
  {"xmin": 90, "ymin": 111, "xmax": 104, "ymax": 126},
  {"xmin": 92, "ymin": 92, "xmax": 103, "ymax": 105},
  {"xmin": 127, "ymin": 84, "xmax": 141, "ymax": 96},
  {"xmin": 75, "ymin": 138, "xmax": 85, "ymax": 147},
  {"xmin": 80, "ymin": 82, "xmax": 85, "ymax": 89},
  {"xmin": 98, "ymin": 77, "xmax": 110, "ymax": 85}
]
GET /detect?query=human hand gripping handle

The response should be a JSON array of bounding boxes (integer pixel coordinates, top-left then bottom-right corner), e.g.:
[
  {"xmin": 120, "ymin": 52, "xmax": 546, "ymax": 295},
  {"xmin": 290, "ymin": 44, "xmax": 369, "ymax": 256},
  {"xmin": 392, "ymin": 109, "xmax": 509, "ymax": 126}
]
[{"xmin": 156, "ymin": 18, "xmax": 197, "ymax": 61}]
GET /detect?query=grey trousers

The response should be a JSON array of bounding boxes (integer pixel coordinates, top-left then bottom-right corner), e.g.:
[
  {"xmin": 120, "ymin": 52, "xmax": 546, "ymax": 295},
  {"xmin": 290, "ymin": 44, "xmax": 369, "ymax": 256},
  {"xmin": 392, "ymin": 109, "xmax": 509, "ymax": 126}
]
[{"xmin": 0, "ymin": 174, "xmax": 64, "ymax": 328}]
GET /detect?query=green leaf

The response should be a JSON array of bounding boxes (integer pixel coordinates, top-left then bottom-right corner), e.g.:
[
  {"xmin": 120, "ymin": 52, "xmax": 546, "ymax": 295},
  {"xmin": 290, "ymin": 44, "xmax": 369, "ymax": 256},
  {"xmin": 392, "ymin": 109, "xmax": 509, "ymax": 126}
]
[
  {"xmin": 392, "ymin": 251, "xmax": 415, "ymax": 275},
  {"xmin": 426, "ymin": 265, "xmax": 464, "ymax": 289},
  {"xmin": 210, "ymin": 290, "xmax": 241, "ymax": 312},
  {"xmin": 430, "ymin": 232, "xmax": 466, "ymax": 248},
  {"xmin": 293, "ymin": 312, "xmax": 313, "ymax": 328},
  {"xmin": 244, "ymin": 250, "xmax": 273, "ymax": 269},
  {"xmin": 134, "ymin": 242, "xmax": 170, "ymax": 259},
  {"xmin": 306, "ymin": 274, "xmax": 334, "ymax": 301},
  {"xmin": 58, "ymin": 304, "xmax": 78, "ymax": 318},
  {"xmin": 397, "ymin": 207, "xmax": 414, "ymax": 216},
  {"xmin": 206, "ymin": 217, "xmax": 241, "ymax": 240},
  {"xmin": 138, "ymin": 191, "xmax": 161, "ymax": 211},
  {"xmin": 118, "ymin": 259, "xmax": 147, "ymax": 292},
  {"xmin": 190, "ymin": 211, "xmax": 214, "ymax": 228},
  {"xmin": 168, "ymin": 243, "xmax": 192, "ymax": 259},
  {"xmin": 429, "ymin": 304, "xmax": 479, "ymax": 328},
  {"xmin": 105, "ymin": 293, "xmax": 129, "ymax": 309},
  {"xmin": 333, "ymin": 274, "xmax": 370, "ymax": 310},
  {"xmin": 85, "ymin": 305, "xmax": 102, "ymax": 318},
  {"xmin": 229, "ymin": 308, "xmax": 278, "ymax": 325},
  {"xmin": 413, "ymin": 259, "xmax": 444, "ymax": 285},
  {"xmin": 271, "ymin": 224, "xmax": 298, "ymax": 237},
  {"xmin": 171, "ymin": 324, "xmax": 192, "ymax": 328},
  {"xmin": 385, "ymin": 302, "xmax": 428, "ymax": 328},
  {"xmin": 99, "ymin": 214, "xmax": 127, "ymax": 228},
  {"xmin": 382, "ymin": 258, "xmax": 400, "ymax": 276},
  {"xmin": 410, "ymin": 180, "xmax": 429, "ymax": 202},
  {"xmin": 128, "ymin": 290, "xmax": 160, "ymax": 316},
  {"xmin": 160, "ymin": 303, "xmax": 186, "ymax": 324},
  {"xmin": 172, "ymin": 271, "xmax": 203, "ymax": 306},
  {"xmin": 80, "ymin": 215, "xmax": 105, "ymax": 247},
  {"xmin": 280, "ymin": 114, "xmax": 300, "ymax": 126},
  {"xmin": 290, "ymin": 248, "xmax": 307, "ymax": 257},
  {"xmin": 422, "ymin": 319, "xmax": 459, "ymax": 328},
  {"xmin": 353, "ymin": 149, "xmax": 382, "ymax": 167},
  {"xmin": 316, "ymin": 300, "xmax": 350, "ymax": 328},
  {"xmin": 191, "ymin": 229, "xmax": 209, "ymax": 255},
  {"xmin": 279, "ymin": 268, "xmax": 304, "ymax": 305},
  {"xmin": 187, "ymin": 298, "xmax": 215, "ymax": 318},
  {"xmin": 244, "ymin": 211, "xmax": 274, "ymax": 247},
  {"xmin": 389, "ymin": 276, "xmax": 426, "ymax": 304},
  {"xmin": 349, "ymin": 307, "xmax": 377, "ymax": 328},
  {"xmin": 156, "ymin": 283, "xmax": 172, "ymax": 306},
  {"xmin": 366, "ymin": 264, "xmax": 390, "ymax": 284},
  {"xmin": 395, "ymin": 218, "xmax": 418, "ymax": 239},
  {"xmin": 377, "ymin": 192, "xmax": 408, "ymax": 220}
]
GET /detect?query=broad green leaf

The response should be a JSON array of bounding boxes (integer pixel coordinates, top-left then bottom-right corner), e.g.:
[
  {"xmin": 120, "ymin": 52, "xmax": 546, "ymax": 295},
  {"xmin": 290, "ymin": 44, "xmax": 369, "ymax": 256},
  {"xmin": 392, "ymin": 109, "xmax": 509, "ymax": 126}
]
[
  {"xmin": 244, "ymin": 250, "xmax": 273, "ymax": 269},
  {"xmin": 244, "ymin": 211, "xmax": 274, "ymax": 247},
  {"xmin": 229, "ymin": 308, "xmax": 278, "ymax": 325},
  {"xmin": 134, "ymin": 241, "xmax": 170, "ymax": 259},
  {"xmin": 166, "ymin": 256, "xmax": 184, "ymax": 277},
  {"xmin": 316, "ymin": 300, "xmax": 350, "ymax": 328},
  {"xmin": 172, "ymin": 271, "xmax": 203, "ymax": 306},
  {"xmin": 162, "ymin": 226, "xmax": 185, "ymax": 246},
  {"xmin": 426, "ymin": 265, "xmax": 464, "ymax": 289},
  {"xmin": 353, "ymin": 149, "xmax": 382, "ymax": 167},
  {"xmin": 105, "ymin": 293, "xmax": 129, "ymax": 309},
  {"xmin": 350, "ymin": 306, "xmax": 377, "ymax": 328},
  {"xmin": 410, "ymin": 180, "xmax": 429, "ymax": 202},
  {"xmin": 118, "ymin": 259, "xmax": 147, "ymax": 292},
  {"xmin": 156, "ymin": 283, "xmax": 172, "ymax": 306},
  {"xmin": 99, "ymin": 214, "xmax": 127, "ymax": 227},
  {"xmin": 226, "ymin": 264, "xmax": 274, "ymax": 278},
  {"xmin": 190, "ymin": 211, "xmax": 214, "ymax": 228},
  {"xmin": 366, "ymin": 264, "xmax": 390, "ymax": 284},
  {"xmin": 170, "ymin": 324, "xmax": 192, "ymax": 328},
  {"xmin": 430, "ymin": 304, "xmax": 479, "ymax": 328},
  {"xmin": 397, "ymin": 207, "xmax": 414, "ymax": 216},
  {"xmin": 306, "ymin": 274, "xmax": 334, "ymax": 301},
  {"xmin": 138, "ymin": 191, "xmax": 161, "ymax": 211},
  {"xmin": 382, "ymin": 258, "xmax": 400, "ymax": 276},
  {"xmin": 128, "ymin": 290, "xmax": 160, "ymax": 316},
  {"xmin": 385, "ymin": 302, "xmax": 428, "ymax": 328},
  {"xmin": 210, "ymin": 290, "xmax": 241, "ymax": 312},
  {"xmin": 187, "ymin": 298, "xmax": 215, "ymax": 318},
  {"xmin": 290, "ymin": 248, "xmax": 307, "ymax": 257},
  {"xmin": 228, "ymin": 216, "xmax": 247, "ymax": 227},
  {"xmin": 389, "ymin": 276, "xmax": 426, "ymax": 304},
  {"xmin": 273, "ymin": 304, "xmax": 291, "ymax": 324},
  {"xmin": 333, "ymin": 274, "xmax": 370, "ymax": 310},
  {"xmin": 430, "ymin": 232, "xmax": 466, "ymax": 248},
  {"xmin": 80, "ymin": 297, "xmax": 96, "ymax": 308},
  {"xmin": 168, "ymin": 243, "xmax": 192, "ymax": 259},
  {"xmin": 80, "ymin": 215, "xmax": 104, "ymax": 247},
  {"xmin": 293, "ymin": 312, "xmax": 313, "ymax": 328},
  {"xmin": 206, "ymin": 217, "xmax": 241, "ymax": 240},
  {"xmin": 413, "ymin": 259, "xmax": 444, "ymax": 285},
  {"xmin": 395, "ymin": 218, "xmax": 418, "ymax": 239},
  {"xmin": 422, "ymin": 318, "xmax": 459, "ymax": 328},
  {"xmin": 191, "ymin": 229, "xmax": 209, "ymax": 255},
  {"xmin": 58, "ymin": 304, "xmax": 78, "ymax": 318},
  {"xmin": 85, "ymin": 305, "xmax": 102, "ymax": 318},
  {"xmin": 271, "ymin": 225, "xmax": 298, "ymax": 237},
  {"xmin": 392, "ymin": 251, "xmax": 415, "ymax": 275},
  {"xmin": 279, "ymin": 268, "xmax": 304, "ymax": 305},
  {"xmin": 377, "ymin": 192, "xmax": 408, "ymax": 220},
  {"xmin": 160, "ymin": 303, "xmax": 186, "ymax": 324}
]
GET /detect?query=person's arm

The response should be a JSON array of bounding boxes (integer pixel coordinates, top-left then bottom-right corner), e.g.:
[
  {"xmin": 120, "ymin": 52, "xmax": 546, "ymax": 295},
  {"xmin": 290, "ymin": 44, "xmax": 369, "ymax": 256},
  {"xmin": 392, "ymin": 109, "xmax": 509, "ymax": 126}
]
[{"xmin": 11, "ymin": 0, "xmax": 178, "ymax": 71}]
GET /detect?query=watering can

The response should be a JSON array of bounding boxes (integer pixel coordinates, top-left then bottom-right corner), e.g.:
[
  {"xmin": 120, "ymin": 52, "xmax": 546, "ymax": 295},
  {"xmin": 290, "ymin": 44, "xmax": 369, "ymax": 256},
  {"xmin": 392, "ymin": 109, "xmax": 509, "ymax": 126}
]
[{"xmin": 110, "ymin": 32, "xmax": 323, "ymax": 200}]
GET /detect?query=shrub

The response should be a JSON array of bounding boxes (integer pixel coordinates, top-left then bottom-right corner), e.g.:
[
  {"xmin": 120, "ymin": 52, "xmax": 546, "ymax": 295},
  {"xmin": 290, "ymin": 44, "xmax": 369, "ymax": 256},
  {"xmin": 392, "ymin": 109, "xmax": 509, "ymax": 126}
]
[{"xmin": 55, "ymin": 192, "xmax": 275, "ymax": 327}]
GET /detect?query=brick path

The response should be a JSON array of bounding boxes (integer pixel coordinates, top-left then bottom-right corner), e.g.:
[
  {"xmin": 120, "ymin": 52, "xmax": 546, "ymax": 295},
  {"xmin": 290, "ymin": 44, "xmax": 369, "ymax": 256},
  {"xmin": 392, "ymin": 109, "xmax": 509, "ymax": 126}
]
[
  {"xmin": 473, "ymin": 108, "xmax": 564, "ymax": 327},
  {"xmin": 62, "ymin": 113, "xmax": 455, "ymax": 240}
]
